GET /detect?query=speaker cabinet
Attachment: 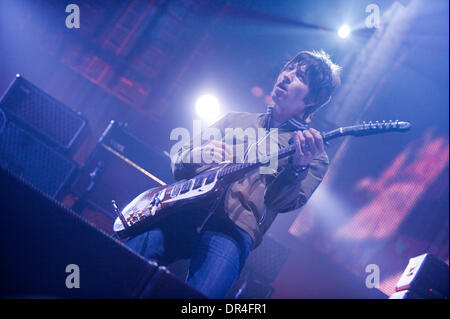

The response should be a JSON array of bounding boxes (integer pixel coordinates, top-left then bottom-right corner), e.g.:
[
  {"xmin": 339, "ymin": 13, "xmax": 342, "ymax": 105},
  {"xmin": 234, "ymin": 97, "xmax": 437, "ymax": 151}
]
[
  {"xmin": 0, "ymin": 120, "xmax": 77, "ymax": 199},
  {"xmin": 71, "ymin": 121, "xmax": 172, "ymax": 219},
  {"xmin": 0, "ymin": 166, "xmax": 204, "ymax": 298},
  {"xmin": 0, "ymin": 75, "xmax": 87, "ymax": 152}
]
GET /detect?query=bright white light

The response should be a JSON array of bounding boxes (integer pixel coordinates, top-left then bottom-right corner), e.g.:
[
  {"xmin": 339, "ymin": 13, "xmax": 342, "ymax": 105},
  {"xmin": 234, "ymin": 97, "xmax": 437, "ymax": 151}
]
[
  {"xmin": 338, "ymin": 25, "xmax": 351, "ymax": 38},
  {"xmin": 195, "ymin": 94, "xmax": 220, "ymax": 123}
]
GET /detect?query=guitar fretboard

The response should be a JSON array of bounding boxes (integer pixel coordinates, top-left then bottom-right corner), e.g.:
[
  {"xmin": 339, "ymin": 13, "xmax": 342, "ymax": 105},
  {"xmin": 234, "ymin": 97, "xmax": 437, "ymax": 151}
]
[{"xmin": 215, "ymin": 120, "xmax": 410, "ymax": 180}]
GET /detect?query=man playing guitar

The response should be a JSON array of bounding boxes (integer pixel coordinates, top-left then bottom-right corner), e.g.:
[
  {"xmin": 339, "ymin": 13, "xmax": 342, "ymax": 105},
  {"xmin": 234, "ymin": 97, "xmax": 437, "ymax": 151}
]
[{"xmin": 125, "ymin": 50, "xmax": 342, "ymax": 298}]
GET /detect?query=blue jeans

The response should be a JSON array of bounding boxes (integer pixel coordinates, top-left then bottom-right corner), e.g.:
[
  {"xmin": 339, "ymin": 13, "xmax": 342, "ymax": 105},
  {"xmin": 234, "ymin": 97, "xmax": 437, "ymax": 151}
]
[{"xmin": 125, "ymin": 217, "xmax": 253, "ymax": 299}]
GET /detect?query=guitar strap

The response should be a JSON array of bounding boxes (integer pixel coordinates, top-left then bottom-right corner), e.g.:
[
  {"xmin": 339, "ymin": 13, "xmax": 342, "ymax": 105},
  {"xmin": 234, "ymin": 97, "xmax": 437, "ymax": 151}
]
[
  {"xmin": 264, "ymin": 104, "xmax": 310, "ymax": 147},
  {"xmin": 264, "ymin": 105, "xmax": 310, "ymax": 132}
]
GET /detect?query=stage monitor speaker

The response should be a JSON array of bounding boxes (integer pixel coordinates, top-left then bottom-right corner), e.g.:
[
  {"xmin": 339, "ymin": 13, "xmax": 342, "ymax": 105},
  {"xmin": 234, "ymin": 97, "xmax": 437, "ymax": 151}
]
[
  {"xmin": 244, "ymin": 234, "xmax": 290, "ymax": 283},
  {"xmin": 226, "ymin": 235, "xmax": 290, "ymax": 299},
  {"xmin": 0, "ymin": 119, "xmax": 77, "ymax": 199},
  {"xmin": 71, "ymin": 120, "xmax": 173, "ymax": 219},
  {"xmin": 395, "ymin": 253, "xmax": 448, "ymax": 299},
  {"xmin": 0, "ymin": 166, "xmax": 204, "ymax": 298},
  {"xmin": 226, "ymin": 270, "xmax": 275, "ymax": 299},
  {"xmin": 0, "ymin": 75, "xmax": 87, "ymax": 151},
  {"xmin": 389, "ymin": 290, "xmax": 421, "ymax": 299}
]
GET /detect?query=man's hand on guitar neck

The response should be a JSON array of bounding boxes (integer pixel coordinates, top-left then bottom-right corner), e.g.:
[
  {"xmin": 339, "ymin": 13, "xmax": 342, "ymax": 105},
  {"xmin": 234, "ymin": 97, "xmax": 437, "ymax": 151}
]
[
  {"xmin": 190, "ymin": 140, "xmax": 234, "ymax": 165},
  {"xmin": 292, "ymin": 128, "xmax": 324, "ymax": 168}
]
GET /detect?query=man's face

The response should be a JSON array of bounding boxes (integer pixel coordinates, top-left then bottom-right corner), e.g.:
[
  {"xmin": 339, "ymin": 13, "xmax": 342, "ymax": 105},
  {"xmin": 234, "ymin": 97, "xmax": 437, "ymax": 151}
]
[{"xmin": 271, "ymin": 62, "xmax": 311, "ymax": 122}]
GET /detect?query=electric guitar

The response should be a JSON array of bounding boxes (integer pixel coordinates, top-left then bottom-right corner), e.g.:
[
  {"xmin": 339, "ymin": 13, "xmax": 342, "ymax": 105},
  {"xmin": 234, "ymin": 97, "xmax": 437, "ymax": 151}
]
[{"xmin": 113, "ymin": 120, "xmax": 411, "ymax": 238}]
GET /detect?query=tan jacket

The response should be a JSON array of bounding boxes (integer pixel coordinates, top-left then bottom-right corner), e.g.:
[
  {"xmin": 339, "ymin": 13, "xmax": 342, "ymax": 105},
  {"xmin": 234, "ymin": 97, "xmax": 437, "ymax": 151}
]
[{"xmin": 171, "ymin": 111, "xmax": 329, "ymax": 249}]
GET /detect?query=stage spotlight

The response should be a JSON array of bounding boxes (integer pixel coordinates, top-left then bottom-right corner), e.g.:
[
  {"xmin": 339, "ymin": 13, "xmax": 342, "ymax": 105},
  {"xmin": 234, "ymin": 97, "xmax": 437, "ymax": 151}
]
[
  {"xmin": 195, "ymin": 94, "xmax": 220, "ymax": 123},
  {"xmin": 338, "ymin": 25, "xmax": 351, "ymax": 38}
]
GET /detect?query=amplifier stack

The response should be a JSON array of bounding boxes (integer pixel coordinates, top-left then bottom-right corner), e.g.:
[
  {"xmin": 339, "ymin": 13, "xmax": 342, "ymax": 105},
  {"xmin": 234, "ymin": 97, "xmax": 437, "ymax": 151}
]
[{"xmin": 0, "ymin": 75, "xmax": 84, "ymax": 199}]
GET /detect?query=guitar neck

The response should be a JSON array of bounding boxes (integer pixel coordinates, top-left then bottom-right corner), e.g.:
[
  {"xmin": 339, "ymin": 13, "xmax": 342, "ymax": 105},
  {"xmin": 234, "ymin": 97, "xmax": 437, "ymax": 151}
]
[{"xmin": 217, "ymin": 120, "xmax": 411, "ymax": 180}]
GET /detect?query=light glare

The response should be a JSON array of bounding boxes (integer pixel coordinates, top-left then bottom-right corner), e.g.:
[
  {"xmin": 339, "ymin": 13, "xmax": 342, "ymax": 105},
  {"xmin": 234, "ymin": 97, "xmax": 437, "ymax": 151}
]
[
  {"xmin": 195, "ymin": 94, "xmax": 220, "ymax": 123},
  {"xmin": 338, "ymin": 25, "xmax": 351, "ymax": 38}
]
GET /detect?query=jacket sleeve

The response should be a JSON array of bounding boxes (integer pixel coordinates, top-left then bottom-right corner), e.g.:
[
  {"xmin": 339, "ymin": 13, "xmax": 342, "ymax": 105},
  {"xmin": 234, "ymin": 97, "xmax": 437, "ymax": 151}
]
[
  {"xmin": 170, "ymin": 113, "xmax": 234, "ymax": 181},
  {"xmin": 170, "ymin": 145, "xmax": 203, "ymax": 181},
  {"xmin": 264, "ymin": 152, "xmax": 329, "ymax": 213}
]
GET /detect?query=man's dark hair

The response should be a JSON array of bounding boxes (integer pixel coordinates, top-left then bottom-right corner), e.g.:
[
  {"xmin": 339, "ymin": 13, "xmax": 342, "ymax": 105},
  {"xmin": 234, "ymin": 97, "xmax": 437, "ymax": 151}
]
[{"xmin": 283, "ymin": 50, "xmax": 342, "ymax": 122}]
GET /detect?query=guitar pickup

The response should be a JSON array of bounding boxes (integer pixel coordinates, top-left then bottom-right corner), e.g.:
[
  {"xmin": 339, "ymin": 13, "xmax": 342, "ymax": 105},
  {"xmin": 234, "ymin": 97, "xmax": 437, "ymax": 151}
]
[
  {"xmin": 150, "ymin": 192, "xmax": 159, "ymax": 205},
  {"xmin": 170, "ymin": 184, "xmax": 181, "ymax": 198},
  {"xmin": 179, "ymin": 180, "xmax": 193, "ymax": 194},
  {"xmin": 205, "ymin": 172, "xmax": 217, "ymax": 185},
  {"xmin": 192, "ymin": 177, "xmax": 204, "ymax": 190}
]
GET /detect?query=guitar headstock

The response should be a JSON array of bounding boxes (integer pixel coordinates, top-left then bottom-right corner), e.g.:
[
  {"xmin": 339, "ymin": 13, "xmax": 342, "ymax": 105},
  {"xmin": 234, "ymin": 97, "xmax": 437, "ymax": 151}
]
[{"xmin": 346, "ymin": 120, "xmax": 411, "ymax": 137}]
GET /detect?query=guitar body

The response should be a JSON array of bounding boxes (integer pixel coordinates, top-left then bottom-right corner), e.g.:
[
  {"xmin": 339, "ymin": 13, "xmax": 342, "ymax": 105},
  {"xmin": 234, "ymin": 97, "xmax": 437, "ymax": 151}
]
[{"xmin": 113, "ymin": 165, "xmax": 226, "ymax": 238}]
